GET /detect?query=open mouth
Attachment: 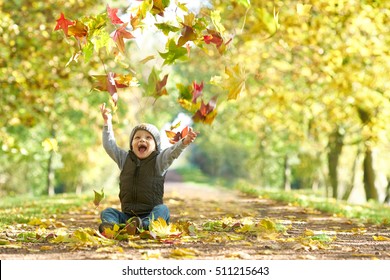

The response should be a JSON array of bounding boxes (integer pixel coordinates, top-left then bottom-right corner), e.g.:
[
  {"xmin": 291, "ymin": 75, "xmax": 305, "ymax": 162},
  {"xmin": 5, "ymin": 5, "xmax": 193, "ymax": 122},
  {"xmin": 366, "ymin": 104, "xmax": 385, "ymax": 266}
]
[{"xmin": 138, "ymin": 144, "xmax": 147, "ymax": 153}]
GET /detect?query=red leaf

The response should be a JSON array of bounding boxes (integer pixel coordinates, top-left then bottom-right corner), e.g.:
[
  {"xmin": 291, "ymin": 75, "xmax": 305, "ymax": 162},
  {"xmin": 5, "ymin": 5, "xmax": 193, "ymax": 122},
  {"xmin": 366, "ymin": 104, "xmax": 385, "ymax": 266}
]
[
  {"xmin": 107, "ymin": 4, "xmax": 124, "ymax": 25},
  {"xmin": 192, "ymin": 81, "xmax": 204, "ymax": 103},
  {"xmin": 165, "ymin": 126, "xmax": 189, "ymax": 144},
  {"xmin": 54, "ymin": 13, "xmax": 74, "ymax": 36},
  {"xmin": 92, "ymin": 72, "xmax": 120, "ymax": 105},
  {"xmin": 110, "ymin": 23, "xmax": 134, "ymax": 54},
  {"xmin": 156, "ymin": 74, "xmax": 169, "ymax": 97},
  {"xmin": 203, "ymin": 30, "xmax": 223, "ymax": 48},
  {"xmin": 192, "ymin": 96, "xmax": 218, "ymax": 124}
]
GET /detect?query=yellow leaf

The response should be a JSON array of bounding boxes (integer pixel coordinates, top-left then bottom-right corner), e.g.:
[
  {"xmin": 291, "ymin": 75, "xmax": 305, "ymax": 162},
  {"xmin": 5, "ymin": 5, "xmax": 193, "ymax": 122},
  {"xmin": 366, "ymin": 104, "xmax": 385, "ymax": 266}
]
[
  {"xmin": 170, "ymin": 248, "xmax": 198, "ymax": 259},
  {"xmin": 42, "ymin": 138, "xmax": 58, "ymax": 152},
  {"xmin": 224, "ymin": 64, "xmax": 246, "ymax": 100},
  {"xmin": 304, "ymin": 229, "xmax": 315, "ymax": 236},
  {"xmin": 150, "ymin": 217, "xmax": 181, "ymax": 238},
  {"xmin": 296, "ymin": 4, "xmax": 312, "ymax": 17},
  {"xmin": 0, "ymin": 239, "xmax": 10, "ymax": 245},
  {"xmin": 373, "ymin": 235, "xmax": 390, "ymax": 241},
  {"xmin": 39, "ymin": 246, "xmax": 52, "ymax": 251}
]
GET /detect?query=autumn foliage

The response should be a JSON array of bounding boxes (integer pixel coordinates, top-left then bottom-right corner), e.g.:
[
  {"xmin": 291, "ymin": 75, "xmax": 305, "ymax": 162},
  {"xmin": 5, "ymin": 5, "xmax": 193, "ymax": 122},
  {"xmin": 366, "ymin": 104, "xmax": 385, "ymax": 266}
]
[{"xmin": 54, "ymin": 1, "xmax": 246, "ymax": 125}]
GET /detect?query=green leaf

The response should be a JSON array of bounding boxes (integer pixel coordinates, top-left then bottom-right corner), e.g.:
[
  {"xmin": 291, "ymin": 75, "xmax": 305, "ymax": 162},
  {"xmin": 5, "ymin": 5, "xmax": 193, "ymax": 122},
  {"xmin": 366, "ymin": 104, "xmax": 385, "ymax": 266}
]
[
  {"xmin": 159, "ymin": 39, "xmax": 187, "ymax": 65},
  {"xmin": 93, "ymin": 188, "xmax": 105, "ymax": 207},
  {"xmin": 155, "ymin": 23, "xmax": 180, "ymax": 35},
  {"xmin": 210, "ymin": 10, "xmax": 226, "ymax": 35}
]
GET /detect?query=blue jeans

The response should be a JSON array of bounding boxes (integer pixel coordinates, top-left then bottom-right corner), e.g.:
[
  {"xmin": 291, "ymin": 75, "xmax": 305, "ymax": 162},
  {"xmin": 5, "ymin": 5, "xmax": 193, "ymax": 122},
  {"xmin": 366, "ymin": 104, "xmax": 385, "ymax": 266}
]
[{"xmin": 100, "ymin": 204, "xmax": 170, "ymax": 229}]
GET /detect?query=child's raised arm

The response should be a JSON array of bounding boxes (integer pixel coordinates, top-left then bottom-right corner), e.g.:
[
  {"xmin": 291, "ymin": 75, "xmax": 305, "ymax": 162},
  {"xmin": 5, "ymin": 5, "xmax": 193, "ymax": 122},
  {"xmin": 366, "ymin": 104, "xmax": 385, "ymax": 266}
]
[{"xmin": 100, "ymin": 103, "xmax": 112, "ymax": 125}]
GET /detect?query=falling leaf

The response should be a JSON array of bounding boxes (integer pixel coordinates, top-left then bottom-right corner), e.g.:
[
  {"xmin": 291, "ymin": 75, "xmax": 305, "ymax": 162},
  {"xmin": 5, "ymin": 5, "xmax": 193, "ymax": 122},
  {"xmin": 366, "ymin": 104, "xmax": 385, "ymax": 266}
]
[
  {"xmin": 155, "ymin": 23, "xmax": 181, "ymax": 35},
  {"xmin": 54, "ymin": 13, "xmax": 74, "ymax": 36},
  {"xmin": 93, "ymin": 188, "xmax": 105, "ymax": 207},
  {"xmin": 296, "ymin": 4, "xmax": 312, "ymax": 17},
  {"xmin": 192, "ymin": 81, "xmax": 204, "ymax": 103},
  {"xmin": 67, "ymin": 20, "xmax": 88, "ymax": 39},
  {"xmin": 107, "ymin": 4, "xmax": 124, "ymax": 25},
  {"xmin": 165, "ymin": 125, "xmax": 189, "ymax": 144},
  {"xmin": 192, "ymin": 96, "xmax": 218, "ymax": 125},
  {"xmin": 159, "ymin": 39, "xmax": 188, "ymax": 65},
  {"xmin": 224, "ymin": 64, "xmax": 246, "ymax": 100},
  {"xmin": 110, "ymin": 23, "xmax": 134, "ymax": 54},
  {"xmin": 42, "ymin": 138, "xmax": 58, "ymax": 153},
  {"xmin": 170, "ymin": 121, "xmax": 181, "ymax": 130},
  {"xmin": 140, "ymin": 55, "xmax": 156, "ymax": 64}
]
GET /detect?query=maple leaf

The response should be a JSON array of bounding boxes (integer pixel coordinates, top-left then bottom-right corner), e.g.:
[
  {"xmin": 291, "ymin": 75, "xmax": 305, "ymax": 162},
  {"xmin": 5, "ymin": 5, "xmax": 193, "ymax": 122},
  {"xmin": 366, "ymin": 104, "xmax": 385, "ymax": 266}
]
[
  {"xmin": 159, "ymin": 39, "xmax": 187, "ymax": 65},
  {"xmin": 155, "ymin": 23, "xmax": 181, "ymax": 36},
  {"xmin": 151, "ymin": 0, "xmax": 171, "ymax": 16},
  {"xmin": 165, "ymin": 126, "xmax": 189, "ymax": 144},
  {"xmin": 54, "ymin": 13, "xmax": 74, "ymax": 36},
  {"xmin": 110, "ymin": 23, "xmax": 134, "ymax": 54},
  {"xmin": 92, "ymin": 73, "xmax": 118, "ymax": 105},
  {"xmin": 93, "ymin": 188, "xmax": 105, "ymax": 207},
  {"xmin": 149, "ymin": 217, "xmax": 181, "ymax": 238},
  {"xmin": 107, "ymin": 4, "xmax": 124, "ymax": 25},
  {"xmin": 177, "ymin": 13, "xmax": 198, "ymax": 47},
  {"xmin": 155, "ymin": 74, "xmax": 169, "ymax": 97},
  {"xmin": 146, "ymin": 68, "xmax": 169, "ymax": 98},
  {"xmin": 68, "ymin": 20, "xmax": 88, "ymax": 39},
  {"xmin": 224, "ymin": 64, "xmax": 246, "ymax": 100},
  {"xmin": 192, "ymin": 81, "xmax": 204, "ymax": 103},
  {"xmin": 204, "ymin": 30, "xmax": 223, "ymax": 48},
  {"xmin": 192, "ymin": 96, "xmax": 218, "ymax": 125}
]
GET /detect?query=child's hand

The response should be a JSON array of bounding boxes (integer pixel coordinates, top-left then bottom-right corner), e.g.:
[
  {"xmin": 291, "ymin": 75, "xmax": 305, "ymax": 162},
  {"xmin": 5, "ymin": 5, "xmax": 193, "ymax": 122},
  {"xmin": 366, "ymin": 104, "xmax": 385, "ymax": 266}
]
[
  {"xmin": 183, "ymin": 127, "xmax": 198, "ymax": 146},
  {"xmin": 100, "ymin": 103, "xmax": 112, "ymax": 124}
]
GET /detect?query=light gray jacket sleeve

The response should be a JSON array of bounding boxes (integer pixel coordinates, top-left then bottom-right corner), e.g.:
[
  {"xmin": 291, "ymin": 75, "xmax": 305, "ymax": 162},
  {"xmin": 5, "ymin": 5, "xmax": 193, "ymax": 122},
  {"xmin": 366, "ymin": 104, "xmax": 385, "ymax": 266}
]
[
  {"xmin": 156, "ymin": 140, "xmax": 188, "ymax": 176},
  {"xmin": 102, "ymin": 124, "xmax": 128, "ymax": 170}
]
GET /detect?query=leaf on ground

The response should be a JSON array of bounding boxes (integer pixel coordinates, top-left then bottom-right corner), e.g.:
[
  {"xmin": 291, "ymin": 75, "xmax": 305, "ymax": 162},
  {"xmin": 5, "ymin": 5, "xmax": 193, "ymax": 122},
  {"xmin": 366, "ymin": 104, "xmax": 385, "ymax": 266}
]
[
  {"xmin": 0, "ymin": 238, "xmax": 10, "ymax": 245},
  {"xmin": 373, "ymin": 235, "xmax": 390, "ymax": 241},
  {"xmin": 170, "ymin": 248, "xmax": 198, "ymax": 259},
  {"xmin": 96, "ymin": 246, "xmax": 124, "ymax": 253},
  {"xmin": 149, "ymin": 217, "xmax": 181, "ymax": 238}
]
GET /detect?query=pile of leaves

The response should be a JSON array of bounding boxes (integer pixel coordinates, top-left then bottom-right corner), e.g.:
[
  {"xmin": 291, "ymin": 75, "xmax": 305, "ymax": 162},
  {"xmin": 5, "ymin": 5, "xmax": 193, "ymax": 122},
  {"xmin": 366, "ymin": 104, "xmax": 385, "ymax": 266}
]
[{"xmin": 54, "ymin": 1, "xmax": 251, "ymax": 124}]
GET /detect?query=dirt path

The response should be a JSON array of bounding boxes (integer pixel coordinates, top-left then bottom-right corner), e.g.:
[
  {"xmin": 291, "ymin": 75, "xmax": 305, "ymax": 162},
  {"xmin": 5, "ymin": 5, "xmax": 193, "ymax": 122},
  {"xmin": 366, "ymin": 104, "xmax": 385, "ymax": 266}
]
[{"xmin": 1, "ymin": 181, "xmax": 390, "ymax": 260}]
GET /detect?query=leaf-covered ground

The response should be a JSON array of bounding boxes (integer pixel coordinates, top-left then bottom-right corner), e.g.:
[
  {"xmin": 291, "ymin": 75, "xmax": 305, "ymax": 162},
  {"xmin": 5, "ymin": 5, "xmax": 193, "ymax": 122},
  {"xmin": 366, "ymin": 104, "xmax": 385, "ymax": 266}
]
[{"xmin": 1, "ymin": 181, "xmax": 390, "ymax": 260}]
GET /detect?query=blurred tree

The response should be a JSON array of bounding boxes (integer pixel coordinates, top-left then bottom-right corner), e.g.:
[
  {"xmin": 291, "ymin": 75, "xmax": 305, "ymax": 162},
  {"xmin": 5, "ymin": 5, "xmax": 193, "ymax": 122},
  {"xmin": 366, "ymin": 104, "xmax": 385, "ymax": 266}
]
[
  {"xmin": 172, "ymin": 0, "xmax": 390, "ymax": 202},
  {"xmin": 0, "ymin": 0, "xmax": 106, "ymax": 195}
]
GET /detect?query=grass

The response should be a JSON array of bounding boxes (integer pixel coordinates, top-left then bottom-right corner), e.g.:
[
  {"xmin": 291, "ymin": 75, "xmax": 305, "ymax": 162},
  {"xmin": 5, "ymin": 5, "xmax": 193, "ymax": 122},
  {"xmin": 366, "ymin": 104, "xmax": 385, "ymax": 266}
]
[{"xmin": 0, "ymin": 193, "xmax": 91, "ymax": 227}]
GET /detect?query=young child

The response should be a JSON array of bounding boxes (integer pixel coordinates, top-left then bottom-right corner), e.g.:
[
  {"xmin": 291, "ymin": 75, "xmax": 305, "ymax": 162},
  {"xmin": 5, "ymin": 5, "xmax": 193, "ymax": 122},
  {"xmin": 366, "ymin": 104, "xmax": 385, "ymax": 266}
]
[{"xmin": 99, "ymin": 103, "xmax": 197, "ymax": 236}]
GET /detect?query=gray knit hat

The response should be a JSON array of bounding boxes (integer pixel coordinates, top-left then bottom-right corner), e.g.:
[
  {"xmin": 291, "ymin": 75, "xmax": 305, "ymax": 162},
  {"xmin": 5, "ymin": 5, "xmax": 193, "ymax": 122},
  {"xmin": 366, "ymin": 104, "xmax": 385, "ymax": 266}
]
[{"xmin": 129, "ymin": 123, "xmax": 161, "ymax": 152}]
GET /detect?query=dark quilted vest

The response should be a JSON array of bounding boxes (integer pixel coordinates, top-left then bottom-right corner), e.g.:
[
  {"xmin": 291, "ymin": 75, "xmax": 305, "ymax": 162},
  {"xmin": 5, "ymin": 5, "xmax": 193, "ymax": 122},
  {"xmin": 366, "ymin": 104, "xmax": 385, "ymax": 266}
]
[{"xmin": 119, "ymin": 151, "xmax": 165, "ymax": 215}]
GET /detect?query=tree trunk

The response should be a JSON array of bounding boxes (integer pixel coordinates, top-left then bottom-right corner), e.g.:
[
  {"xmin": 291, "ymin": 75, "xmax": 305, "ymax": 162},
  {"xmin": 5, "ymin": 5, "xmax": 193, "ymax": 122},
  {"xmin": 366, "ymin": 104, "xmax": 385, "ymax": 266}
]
[
  {"xmin": 327, "ymin": 128, "xmax": 344, "ymax": 199},
  {"xmin": 363, "ymin": 146, "xmax": 378, "ymax": 201},
  {"xmin": 342, "ymin": 147, "xmax": 361, "ymax": 200},
  {"xmin": 47, "ymin": 151, "xmax": 55, "ymax": 196},
  {"xmin": 384, "ymin": 178, "xmax": 390, "ymax": 204},
  {"xmin": 283, "ymin": 155, "xmax": 291, "ymax": 191}
]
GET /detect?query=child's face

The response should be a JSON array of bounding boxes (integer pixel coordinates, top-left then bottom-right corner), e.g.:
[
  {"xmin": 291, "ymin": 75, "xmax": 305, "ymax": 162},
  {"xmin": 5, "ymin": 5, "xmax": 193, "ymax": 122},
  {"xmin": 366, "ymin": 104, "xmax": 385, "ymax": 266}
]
[{"xmin": 132, "ymin": 130, "xmax": 156, "ymax": 159}]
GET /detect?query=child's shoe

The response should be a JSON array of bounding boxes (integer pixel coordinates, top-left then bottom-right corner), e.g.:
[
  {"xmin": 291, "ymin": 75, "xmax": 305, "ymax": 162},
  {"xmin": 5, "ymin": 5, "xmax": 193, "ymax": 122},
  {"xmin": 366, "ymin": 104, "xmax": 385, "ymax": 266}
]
[
  {"xmin": 98, "ymin": 222, "xmax": 114, "ymax": 234},
  {"xmin": 124, "ymin": 217, "xmax": 142, "ymax": 235}
]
